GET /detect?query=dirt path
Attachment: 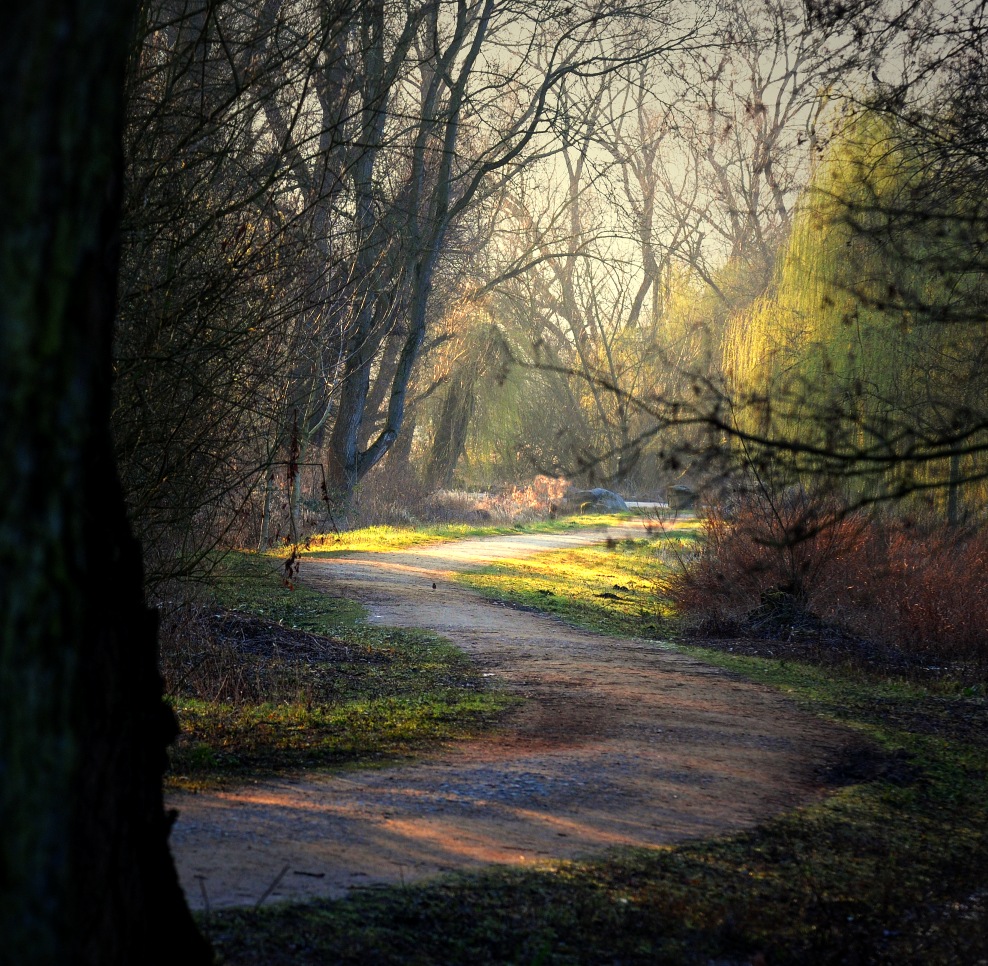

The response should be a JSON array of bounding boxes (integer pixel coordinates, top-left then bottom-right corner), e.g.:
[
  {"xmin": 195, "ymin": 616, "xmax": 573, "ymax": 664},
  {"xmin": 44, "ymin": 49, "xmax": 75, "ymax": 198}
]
[{"xmin": 168, "ymin": 524, "xmax": 849, "ymax": 910}]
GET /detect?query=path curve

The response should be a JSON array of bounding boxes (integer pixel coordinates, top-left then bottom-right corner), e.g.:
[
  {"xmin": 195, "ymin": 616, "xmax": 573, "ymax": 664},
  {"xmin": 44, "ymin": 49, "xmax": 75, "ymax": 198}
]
[{"xmin": 169, "ymin": 524, "xmax": 848, "ymax": 910}]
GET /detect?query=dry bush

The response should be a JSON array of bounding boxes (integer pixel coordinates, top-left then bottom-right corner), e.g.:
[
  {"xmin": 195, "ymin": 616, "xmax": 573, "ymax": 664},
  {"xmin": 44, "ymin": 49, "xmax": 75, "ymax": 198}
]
[
  {"xmin": 354, "ymin": 474, "xmax": 570, "ymax": 527},
  {"xmin": 837, "ymin": 524, "xmax": 988, "ymax": 666},
  {"xmin": 348, "ymin": 495, "xmax": 421, "ymax": 529},
  {"xmin": 670, "ymin": 492, "xmax": 988, "ymax": 672},
  {"xmin": 421, "ymin": 476, "xmax": 570, "ymax": 525},
  {"xmin": 352, "ymin": 456, "xmax": 432, "ymax": 527},
  {"xmin": 668, "ymin": 489, "xmax": 867, "ymax": 621},
  {"xmin": 490, "ymin": 475, "xmax": 571, "ymax": 521},
  {"xmin": 420, "ymin": 490, "xmax": 498, "ymax": 524},
  {"xmin": 157, "ymin": 601, "xmax": 348, "ymax": 706}
]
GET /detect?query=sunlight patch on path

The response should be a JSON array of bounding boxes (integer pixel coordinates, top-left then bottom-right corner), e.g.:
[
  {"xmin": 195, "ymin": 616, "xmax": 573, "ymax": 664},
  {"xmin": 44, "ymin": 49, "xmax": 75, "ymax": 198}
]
[{"xmin": 169, "ymin": 523, "xmax": 848, "ymax": 909}]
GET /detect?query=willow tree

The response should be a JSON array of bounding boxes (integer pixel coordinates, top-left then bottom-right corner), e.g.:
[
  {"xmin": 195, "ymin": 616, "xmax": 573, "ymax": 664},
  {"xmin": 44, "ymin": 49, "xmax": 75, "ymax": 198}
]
[{"xmin": 724, "ymin": 106, "xmax": 988, "ymax": 516}]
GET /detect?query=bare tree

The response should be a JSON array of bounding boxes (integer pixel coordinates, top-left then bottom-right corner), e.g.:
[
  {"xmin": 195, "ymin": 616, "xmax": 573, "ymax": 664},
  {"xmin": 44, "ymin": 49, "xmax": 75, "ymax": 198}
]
[
  {"xmin": 316, "ymin": 0, "xmax": 694, "ymax": 500},
  {"xmin": 117, "ymin": 0, "xmax": 355, "ymax": 568},
  {"xmin": 444, "ymin": 0, "xmax": 886, "ymax": 491},
  {"xmin": 655, "ymin": 0, "xmax": 883, "ymax": 294}
]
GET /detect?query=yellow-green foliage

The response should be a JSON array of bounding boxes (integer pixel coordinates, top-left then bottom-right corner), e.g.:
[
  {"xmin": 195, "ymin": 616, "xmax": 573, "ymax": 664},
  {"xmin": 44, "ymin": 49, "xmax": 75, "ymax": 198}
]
[{"xmin": 724, "ymin": 106, "xmax": 988, "ymax": 496}]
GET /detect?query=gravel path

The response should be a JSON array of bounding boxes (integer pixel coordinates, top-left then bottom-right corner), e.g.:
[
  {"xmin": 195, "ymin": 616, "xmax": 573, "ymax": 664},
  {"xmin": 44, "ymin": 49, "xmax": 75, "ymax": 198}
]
[{"xmin": 168, "ymin": 523, "xmax": 849, "ymax": 909}]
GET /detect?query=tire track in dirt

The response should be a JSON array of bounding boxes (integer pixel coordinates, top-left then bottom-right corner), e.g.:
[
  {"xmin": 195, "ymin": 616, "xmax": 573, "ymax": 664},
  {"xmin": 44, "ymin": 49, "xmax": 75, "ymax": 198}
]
[{"xmin": 168, "ymin": 524, "xmax": 849, "ymax": 909}]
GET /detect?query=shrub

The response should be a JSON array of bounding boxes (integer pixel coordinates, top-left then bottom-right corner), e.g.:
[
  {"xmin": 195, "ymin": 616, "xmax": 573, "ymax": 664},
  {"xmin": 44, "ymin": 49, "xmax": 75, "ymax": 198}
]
[
  {"xmin": 838, "ymin": 523, "xmax": 988, "ymax": 666},
  {"xmin": 356, "ymin": 475, "xmax": 571, "ymax": 528},
  {"xmin": 157, "ymin": 600, "xmax": 335, "ymax": 706},
  {"xmin": 668, "ymin": 488, "xmax": 867, "ymax": 622},
  {"xmin": 669, "ymin": 491, "xmax": 988, "ymax": 672}
]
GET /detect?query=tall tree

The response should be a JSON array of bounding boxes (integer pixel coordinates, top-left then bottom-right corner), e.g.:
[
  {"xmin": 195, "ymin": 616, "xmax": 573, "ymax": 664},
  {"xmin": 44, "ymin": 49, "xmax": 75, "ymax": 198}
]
[
  {"xmin": 722, "ymin": 105, "xmax": 988, "ymax": 513},
  {"xmin": 0, "ymin": 4, "xmax": 210, "ymax": 962},
  {"xmin": 320, "ymin": 0, "xmax": 688, "ymax": 500}
]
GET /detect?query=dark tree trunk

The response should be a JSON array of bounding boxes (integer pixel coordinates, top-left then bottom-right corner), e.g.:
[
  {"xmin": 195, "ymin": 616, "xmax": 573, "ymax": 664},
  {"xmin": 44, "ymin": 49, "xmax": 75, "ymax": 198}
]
[
  {"xmin": 947, "ymin": 449, "xmax": 962, "ymax": 527},
  {"xmin": 326, "ymin": 283, "xmax": 430, "ymax": 502},
  {"xmin": 0, "ymin": 5, "xmax": 211, "ymax": 963},
  {"xmin": 425, "ymin": 376, "xmax": 477, "ymax": 492}
]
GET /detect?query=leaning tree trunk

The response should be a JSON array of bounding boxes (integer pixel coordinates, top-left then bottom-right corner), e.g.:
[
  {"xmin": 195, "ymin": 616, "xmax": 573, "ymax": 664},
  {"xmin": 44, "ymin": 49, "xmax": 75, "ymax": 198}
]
[{"xmin": 0, "ymin": 5, "xmax": 211, "ymax": 964}]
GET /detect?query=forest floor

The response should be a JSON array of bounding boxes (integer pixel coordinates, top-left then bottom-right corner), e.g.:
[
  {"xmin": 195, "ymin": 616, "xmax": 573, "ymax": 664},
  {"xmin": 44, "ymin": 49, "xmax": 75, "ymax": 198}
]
[{"xmin": 168, "ymin": 524, "xmax": 852, "ymax": 911}]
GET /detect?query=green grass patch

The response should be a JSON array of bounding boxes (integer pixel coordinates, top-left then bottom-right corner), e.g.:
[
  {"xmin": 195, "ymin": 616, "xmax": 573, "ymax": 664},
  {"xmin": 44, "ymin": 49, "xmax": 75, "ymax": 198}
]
[
  {"xmin": 164, "ymin": 553, "xmax": 514, "ymax": 788},
  {"xmin": 171, "ymin": 692, "xmax": 504, "ymax": 779},
  {"xmin": 290, "ymin": 513, "xmax": 637, "ymax": 557},
  {"xmin": 456, "ymin": 522, "xmax": 702, "ymax": 638},
  {"xmin": 208, "ymin": 548, "xmax": 366, "ymax": 627}
]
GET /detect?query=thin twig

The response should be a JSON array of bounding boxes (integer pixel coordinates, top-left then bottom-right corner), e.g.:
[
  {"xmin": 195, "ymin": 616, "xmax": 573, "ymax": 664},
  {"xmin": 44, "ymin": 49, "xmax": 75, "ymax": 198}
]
[
  {"xmin": 195, "ymin": 875, "xmax": 211, "ymax": 939},
  {"xmin": 256, "ymin": 863, "xmax": 290, "ymax": 908}
]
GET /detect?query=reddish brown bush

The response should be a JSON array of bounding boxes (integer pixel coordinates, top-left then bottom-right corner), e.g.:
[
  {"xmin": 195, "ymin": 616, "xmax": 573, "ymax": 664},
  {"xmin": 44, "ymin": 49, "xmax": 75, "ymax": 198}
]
[
  {"xmin": 670, "ymin": 492, "xmax": 988, "ymax": 671},
  {"xmin": 836, "ymin": 524, "xmax": 988, "ymax": 665},
  {"xmin": 368, "ymin": 475, "xmax": 570, "ymax": 527},
  {"xmin": 669, "ymin": 489, "xmax": 868, "ymax": 621}
]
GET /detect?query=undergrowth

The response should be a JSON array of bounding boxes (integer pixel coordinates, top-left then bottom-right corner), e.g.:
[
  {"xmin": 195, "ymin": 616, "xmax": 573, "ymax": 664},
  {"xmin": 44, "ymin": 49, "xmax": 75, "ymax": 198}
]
[
  {"xmin": 345, "ymin": 474, "xmax": 571, "ymax": 530},
  {"xmin": 160, "ymin": 552, "xmax": 513, "ymax": 788},
  {"xmin": 668, "ymin": 494, "xmax": 988, "ymax": 679}
]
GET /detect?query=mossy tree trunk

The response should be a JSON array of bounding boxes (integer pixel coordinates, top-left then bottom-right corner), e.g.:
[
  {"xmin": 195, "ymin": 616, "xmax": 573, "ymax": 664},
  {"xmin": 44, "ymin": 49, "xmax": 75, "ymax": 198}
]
[{"xmin": 0, "ymin": 5, "xmax": 210, "ymax": 963}]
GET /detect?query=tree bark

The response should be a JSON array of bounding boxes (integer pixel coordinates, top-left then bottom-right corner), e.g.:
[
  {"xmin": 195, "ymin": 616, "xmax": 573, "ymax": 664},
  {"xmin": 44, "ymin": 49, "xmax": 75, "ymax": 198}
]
[
  {"xmin": 0, "ymin": 5, "xmax": 211, "ymax": 963},
  {"xmin": 947, "ymin": 449, "xmax": 962, "ymax": 527},
  {"xmin": 425, "ymin": 375, "xmax": 478, "ymax": 491}
]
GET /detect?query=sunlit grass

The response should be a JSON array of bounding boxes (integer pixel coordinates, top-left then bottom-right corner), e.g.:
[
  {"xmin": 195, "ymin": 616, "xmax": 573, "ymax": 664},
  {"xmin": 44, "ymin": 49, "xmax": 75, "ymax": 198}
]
[
  {"xmin": 456, "ymin": 521, "xmax": 703, "ymax": 637},
  {"xmin": 282, "ymin": 513, "xmax": 638, "ymax": 557},
  {"xmin": 170, "ymin": 692, "xmax": 507, "ymax": 782}
]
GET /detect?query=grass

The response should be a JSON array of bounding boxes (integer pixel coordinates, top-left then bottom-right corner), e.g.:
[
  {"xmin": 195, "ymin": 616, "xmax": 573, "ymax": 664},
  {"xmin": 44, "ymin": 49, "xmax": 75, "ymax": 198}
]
[
  {"xmin": 200, "ymin": 526, "xmax": 988, "ymax": 964},
  {"xmin": 288, "ymin": 513, "xmax": 637, "ymax": 557},
  {"xmin": 172, "ymin": 692, "xmax": 503, "ymax": 779},
  {"xmin": 455, "ymin": 521, "xmax": 702, "ymax": 638},
  {"xmin": 164, "ymin": 552, "xmax": 514, "ymax": 788}
]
